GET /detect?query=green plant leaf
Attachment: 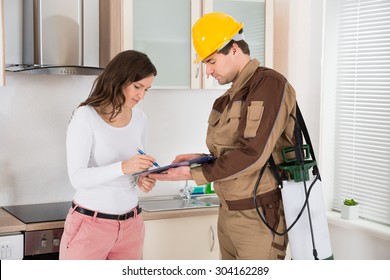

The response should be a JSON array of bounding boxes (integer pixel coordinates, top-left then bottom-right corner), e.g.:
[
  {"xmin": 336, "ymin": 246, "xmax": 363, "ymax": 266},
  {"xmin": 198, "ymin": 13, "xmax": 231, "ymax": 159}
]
[{"xmin": 343, "ymin": 199, "xmax": 359, "ymax": 206}]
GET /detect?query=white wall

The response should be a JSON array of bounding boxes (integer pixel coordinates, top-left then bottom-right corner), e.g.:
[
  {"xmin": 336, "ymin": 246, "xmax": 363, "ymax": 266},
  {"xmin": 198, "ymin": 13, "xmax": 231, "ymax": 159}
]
[
  {"xmin": 0, "ymin": 0, "xmax": 322, "ymax": 206},
  {"xmin": 1, "ymin": 0, "xmax": 388, "ymax": 260},
  {"xmin": 0, "ymin": 73, "xmax": 222, "ymax": 205},
  {"xmin": 0, "ymin": 73, "xmax": 95, "ymax": 205},
  {"xmin": 140, "ymin": 89, "xmax": 223, "ymax": 197},
  {"xmin": 274, "ymin": 0, "xmax": 323, "ymax": 161}
]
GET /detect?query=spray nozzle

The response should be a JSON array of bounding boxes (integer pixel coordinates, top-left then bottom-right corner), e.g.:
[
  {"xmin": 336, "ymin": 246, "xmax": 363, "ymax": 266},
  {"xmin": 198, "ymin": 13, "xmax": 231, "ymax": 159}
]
[{"xmin": 279, "ymin": 145, "xmax": 317, "ymax": 182}]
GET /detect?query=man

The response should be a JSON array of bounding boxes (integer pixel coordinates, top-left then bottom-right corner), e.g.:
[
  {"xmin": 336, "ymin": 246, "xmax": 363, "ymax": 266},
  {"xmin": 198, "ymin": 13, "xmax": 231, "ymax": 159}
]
[{"xmin": 150, "ymin": 12, "xmax": 296, "ymax": 260}]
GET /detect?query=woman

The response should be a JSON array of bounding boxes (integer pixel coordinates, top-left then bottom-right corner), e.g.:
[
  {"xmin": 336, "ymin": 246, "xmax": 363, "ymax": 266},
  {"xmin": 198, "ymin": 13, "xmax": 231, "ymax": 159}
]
[{"xmin": 60, "ymin": 50, "xmax": 158, "ymax": 260}]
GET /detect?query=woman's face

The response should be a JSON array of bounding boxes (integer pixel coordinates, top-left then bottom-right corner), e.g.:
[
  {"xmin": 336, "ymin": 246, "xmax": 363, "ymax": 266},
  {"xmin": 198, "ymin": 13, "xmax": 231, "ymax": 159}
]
[{"xmin": 123, "ymin": 74, "xmax": 155, "ymax": 109}]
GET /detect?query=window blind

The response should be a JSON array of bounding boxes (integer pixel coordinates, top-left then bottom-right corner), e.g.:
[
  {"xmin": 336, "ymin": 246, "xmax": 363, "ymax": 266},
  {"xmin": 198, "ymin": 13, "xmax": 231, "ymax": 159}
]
[{"xmin": 332, "ymin": 0, "xmax": 390, "ymax": 225}]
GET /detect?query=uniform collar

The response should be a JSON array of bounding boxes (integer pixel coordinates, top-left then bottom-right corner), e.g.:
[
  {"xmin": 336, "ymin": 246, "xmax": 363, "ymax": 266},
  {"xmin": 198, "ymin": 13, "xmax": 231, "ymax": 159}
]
[{"xmin": 227, "ymin": 59, "xmax": 260, "ymax": 100}]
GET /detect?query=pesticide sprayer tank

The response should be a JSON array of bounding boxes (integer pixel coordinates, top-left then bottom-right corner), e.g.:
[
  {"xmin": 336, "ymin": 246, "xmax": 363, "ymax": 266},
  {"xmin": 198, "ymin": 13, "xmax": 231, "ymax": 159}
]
[{"xmin": 281, "ymin": 176, "xmax": 333, "ymax": 260}]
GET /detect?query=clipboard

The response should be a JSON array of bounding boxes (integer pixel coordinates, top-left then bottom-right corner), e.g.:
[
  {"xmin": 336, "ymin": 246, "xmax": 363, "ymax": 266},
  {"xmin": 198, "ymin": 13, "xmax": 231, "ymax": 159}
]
[{"xmin": 132, "ymin": 155, "xmax": 216, "ymax": 177}]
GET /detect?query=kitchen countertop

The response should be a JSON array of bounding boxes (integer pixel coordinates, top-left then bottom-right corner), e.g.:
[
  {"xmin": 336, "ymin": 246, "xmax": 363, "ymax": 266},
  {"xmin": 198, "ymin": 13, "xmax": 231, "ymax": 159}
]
[
  {"xmin": 0, "ymin": 205, "xmax": 219, "ymax": 234},
  {"xmin": 0, "ymin": 208, "xmax": 25, "ymax": 234}
]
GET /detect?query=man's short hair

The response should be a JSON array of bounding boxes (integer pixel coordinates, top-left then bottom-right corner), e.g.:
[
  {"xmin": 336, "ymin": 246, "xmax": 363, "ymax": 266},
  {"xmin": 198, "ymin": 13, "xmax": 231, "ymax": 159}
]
[{"xmin": 218, "ymin": 29, "xmax": 250, "ymax": 55}]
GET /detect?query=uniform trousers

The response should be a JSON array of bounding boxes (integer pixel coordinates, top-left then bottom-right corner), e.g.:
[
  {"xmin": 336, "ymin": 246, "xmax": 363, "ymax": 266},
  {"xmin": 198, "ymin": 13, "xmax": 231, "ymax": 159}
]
[{"xmin": 217, "ymin": 204, "xmax": 288, "ymax": 260}]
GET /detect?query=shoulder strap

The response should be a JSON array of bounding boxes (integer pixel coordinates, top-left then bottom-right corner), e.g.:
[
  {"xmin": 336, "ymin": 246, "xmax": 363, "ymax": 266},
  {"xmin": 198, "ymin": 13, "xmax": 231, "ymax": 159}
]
[
  {"xmin": 259, "ymin": 102, "xmax": 321, "ymax": 187},
  {"xmin": 296, "ymin": 103, "xmax": 321, "ymax": 179},
  {"xmin": 269, "ymin": 154, "xmax": 283, "ymax": 188}
]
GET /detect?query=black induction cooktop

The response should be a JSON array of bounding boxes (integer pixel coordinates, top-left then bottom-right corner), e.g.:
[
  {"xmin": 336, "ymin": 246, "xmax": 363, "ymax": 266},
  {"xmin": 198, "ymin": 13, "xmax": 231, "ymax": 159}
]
[{"xmin": 2, "ymin": 201, "xmax": 72, "ymax": 224}]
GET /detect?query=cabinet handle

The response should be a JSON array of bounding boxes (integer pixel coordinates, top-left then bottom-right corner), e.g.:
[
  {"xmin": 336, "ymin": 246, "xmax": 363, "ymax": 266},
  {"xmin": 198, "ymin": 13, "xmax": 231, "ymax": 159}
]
[
  {"xmin": 209, "ymin": 225, "xmax": 215, "ymax": 252},
  {"xmin": 195, "ymin": 64, "xmax": 200, "ymax": 79}
]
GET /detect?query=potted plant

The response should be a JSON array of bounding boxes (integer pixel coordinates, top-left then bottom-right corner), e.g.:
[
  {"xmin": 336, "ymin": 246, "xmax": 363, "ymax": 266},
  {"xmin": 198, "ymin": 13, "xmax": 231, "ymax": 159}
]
[{"xmin": 341, "ymin": 198, "xmax": 360, "ymax": 220}]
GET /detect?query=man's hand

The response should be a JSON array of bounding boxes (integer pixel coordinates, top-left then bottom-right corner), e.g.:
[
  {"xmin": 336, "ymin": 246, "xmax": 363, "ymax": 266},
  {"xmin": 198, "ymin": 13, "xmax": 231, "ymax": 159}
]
[
  {"xmin": 149, "ymin": 166, "xmax": 192, "ymax": 181},
  {"xmin": 171, "ymin": 153, "xmax": 203, "ymax": 164}
]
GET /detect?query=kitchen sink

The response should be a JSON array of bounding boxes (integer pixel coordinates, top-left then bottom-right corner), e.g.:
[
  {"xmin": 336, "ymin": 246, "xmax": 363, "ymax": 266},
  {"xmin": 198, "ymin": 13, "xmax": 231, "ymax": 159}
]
[
  {"xmin": 192, "ymin": 194, "xmax": 220, "ymax": 206},
  {"xmin": 139, "ymin": 194, "xmax": 219, "ymax": 212}
]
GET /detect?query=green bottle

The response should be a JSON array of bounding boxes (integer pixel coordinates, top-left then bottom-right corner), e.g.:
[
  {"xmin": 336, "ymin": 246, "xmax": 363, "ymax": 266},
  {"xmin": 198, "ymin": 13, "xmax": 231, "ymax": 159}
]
[{"xmin": 205, "ymin": 182, "xmax": 215, "ymax": 194}]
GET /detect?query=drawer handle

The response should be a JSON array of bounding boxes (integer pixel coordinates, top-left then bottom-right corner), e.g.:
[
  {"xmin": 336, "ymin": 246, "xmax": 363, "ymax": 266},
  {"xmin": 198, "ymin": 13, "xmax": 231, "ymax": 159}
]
[{"xmin": 209, "ymin": 225, "xmax": 215, "ymax": 252}]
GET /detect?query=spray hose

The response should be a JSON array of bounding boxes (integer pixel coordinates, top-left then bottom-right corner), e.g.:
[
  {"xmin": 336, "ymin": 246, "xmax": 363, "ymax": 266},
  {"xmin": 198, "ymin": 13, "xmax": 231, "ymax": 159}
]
[
  {"xmin": 253, "ymin": 114, "xmax": 320, "ymax": 259},
  {"xmin": 253, "ymin": 171, "xmax": 320, "ymax": 237}
]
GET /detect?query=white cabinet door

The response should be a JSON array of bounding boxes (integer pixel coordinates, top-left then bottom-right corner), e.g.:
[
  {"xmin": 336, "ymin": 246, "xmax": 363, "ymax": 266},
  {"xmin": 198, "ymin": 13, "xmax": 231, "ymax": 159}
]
[
  {"xmin": 143, "ymin": 215, "xmax": 220, "ymax": 260},
  {"xmin": 133, "ymin": 0, "xmax": 193, "ymax": 89},
  {"xmin": 0, "ymin": 0, "xmax": 5, "ymax": 86}
]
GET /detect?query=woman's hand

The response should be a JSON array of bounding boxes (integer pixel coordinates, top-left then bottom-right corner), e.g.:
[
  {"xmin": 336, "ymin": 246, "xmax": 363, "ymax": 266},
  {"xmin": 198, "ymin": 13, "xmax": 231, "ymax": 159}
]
[
  {"xmin": 137, "ymin": 176, "xmax": 156, "ymax": 193},
  {"xmin": 121, "ymin": 154, "xmax": 156, "ymax": 175}
]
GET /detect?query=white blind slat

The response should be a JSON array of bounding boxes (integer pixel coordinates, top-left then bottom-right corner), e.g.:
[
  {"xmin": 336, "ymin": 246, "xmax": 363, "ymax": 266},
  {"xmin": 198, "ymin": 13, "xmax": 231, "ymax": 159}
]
[{"xmin": 332, "ymin": 0, "xmax": 390, "ymax": 226}]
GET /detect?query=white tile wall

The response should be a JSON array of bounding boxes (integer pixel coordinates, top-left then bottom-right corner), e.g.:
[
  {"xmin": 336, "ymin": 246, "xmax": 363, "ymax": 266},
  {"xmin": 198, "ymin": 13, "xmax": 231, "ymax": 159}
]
[{"xmin": 0, "ymin": 73, "xmax": 222, "ymax": 205}]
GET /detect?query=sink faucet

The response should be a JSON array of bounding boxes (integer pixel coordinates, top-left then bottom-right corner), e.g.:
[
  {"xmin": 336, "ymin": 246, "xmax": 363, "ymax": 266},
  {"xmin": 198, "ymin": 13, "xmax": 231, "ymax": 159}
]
[{"xmin": 179, "ymin": 181, "xmax": 194, "ymax": 201}]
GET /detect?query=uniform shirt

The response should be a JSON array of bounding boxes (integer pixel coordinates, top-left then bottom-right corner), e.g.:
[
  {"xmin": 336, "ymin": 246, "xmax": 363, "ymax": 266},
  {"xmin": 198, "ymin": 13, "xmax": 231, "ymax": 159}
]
[
  {"xmin": 66, "ymin": 105, "xmax": 147, "ymax": 214},
  {"xmin": 191, "ymin": 59, "xmax": 297, "ymax": 206}
]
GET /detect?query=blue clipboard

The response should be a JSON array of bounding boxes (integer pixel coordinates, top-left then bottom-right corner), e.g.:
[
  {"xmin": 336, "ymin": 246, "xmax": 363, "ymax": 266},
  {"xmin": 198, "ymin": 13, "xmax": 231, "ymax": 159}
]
[{"xmin": 132, "ymin": 155, "xmax": 216, "ymax": 177}]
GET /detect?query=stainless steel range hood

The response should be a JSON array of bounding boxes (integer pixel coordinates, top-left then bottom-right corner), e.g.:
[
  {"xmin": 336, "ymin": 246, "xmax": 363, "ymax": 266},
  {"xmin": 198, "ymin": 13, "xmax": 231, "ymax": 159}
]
[{"xmin": 5, "ymin": 0, "xmax": 103, "ymax": 75}]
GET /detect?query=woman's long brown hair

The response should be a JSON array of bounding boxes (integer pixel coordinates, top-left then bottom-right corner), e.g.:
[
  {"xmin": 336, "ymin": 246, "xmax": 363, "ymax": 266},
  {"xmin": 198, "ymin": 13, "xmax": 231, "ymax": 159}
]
[{"xmin": 80, "ymin": 50, "xmax": 157, "ymax": 121}]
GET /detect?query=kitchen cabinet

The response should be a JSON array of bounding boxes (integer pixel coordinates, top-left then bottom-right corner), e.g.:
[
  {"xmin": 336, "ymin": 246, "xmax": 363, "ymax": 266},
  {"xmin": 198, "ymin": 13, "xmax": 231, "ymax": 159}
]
[
  {"xmin": 143, "ymin": 214, "xmax": 220, "ymax": 260},
  {"xmin": 0, "ymin": 0, "xmax": 5, "ymax": 86},
  {"xmin": 100, "ymin": 0, "xmax": 272, "ymax": 89},
  {"xmin": 100, "ymin": 0, "xmax": 193, "ymax": 89},
  {"xmin": 0, "ymin": 232, "xmax": 23, "ymax": 260},
  {"xmin": 133, "ymin": 0, "xmax": 192, "ymax": 89}
]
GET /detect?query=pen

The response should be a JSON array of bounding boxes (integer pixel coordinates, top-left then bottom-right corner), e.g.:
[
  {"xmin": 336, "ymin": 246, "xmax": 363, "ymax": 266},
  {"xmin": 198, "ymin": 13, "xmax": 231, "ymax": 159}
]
[{"xmin": 136, "ymin": 148, "xmax": 160, "ymax": 167}]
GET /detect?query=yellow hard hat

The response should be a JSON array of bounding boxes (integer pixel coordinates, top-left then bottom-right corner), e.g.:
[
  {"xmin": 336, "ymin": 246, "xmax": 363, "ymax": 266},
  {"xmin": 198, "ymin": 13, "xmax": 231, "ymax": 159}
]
[{"xmin": 192, "ymin": 12, "xmax": 244, "ymax": 63}]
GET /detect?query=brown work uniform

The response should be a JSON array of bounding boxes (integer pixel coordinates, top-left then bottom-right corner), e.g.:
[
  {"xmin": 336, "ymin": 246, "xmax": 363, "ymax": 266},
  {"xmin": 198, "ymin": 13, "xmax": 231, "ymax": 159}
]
[{"xmin": 191, "ymin": 59, "xmax": 296, "ymax": 260}]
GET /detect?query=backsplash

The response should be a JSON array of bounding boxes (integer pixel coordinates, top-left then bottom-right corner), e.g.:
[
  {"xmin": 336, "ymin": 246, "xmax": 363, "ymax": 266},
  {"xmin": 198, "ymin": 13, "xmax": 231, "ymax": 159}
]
[
  {"xmin": 0, "ymin": 73, "xmax": 221, "ymax": 206},
  {"xmin": 0, "ymin": 73, "xmax": 95, "ymax": 205}
]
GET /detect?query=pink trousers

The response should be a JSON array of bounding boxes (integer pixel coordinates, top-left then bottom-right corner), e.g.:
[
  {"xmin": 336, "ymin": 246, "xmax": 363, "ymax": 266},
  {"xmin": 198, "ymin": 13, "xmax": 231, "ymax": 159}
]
[{"xmin": 59, "ymin": 206, "xmax": 145, "ymax": 260}]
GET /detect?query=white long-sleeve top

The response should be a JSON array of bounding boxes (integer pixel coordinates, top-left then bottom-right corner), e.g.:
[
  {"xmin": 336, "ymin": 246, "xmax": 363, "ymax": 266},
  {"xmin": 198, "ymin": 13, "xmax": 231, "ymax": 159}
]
[{"xmin": 66, "ymin": 105, "xmax": 147, "ymax": 214}]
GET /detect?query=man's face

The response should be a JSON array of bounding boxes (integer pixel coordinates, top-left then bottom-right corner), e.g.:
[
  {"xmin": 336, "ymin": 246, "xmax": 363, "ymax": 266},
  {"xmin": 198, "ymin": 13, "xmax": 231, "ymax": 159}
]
[{"xmin": 203, "ymin": 47, "xmax": 239, "ymax": 85}]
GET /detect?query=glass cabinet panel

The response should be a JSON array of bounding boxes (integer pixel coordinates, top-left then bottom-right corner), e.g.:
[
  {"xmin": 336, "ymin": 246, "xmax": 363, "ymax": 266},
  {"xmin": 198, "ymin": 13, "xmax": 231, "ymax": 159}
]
[
  {"xmin": 213, "ymin": 0, "xmax": 266, "ymax": 63},
  {"xmin": 132, "ymin": 0, "xmax": 269, "ymax": 90},
  {"xmin": 203, "ymin": 0, "xmax": 267, "ymax": 89},
  {"xmin": 133, "ymin": 0, "xmax": 191, "ymax": 89}
]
